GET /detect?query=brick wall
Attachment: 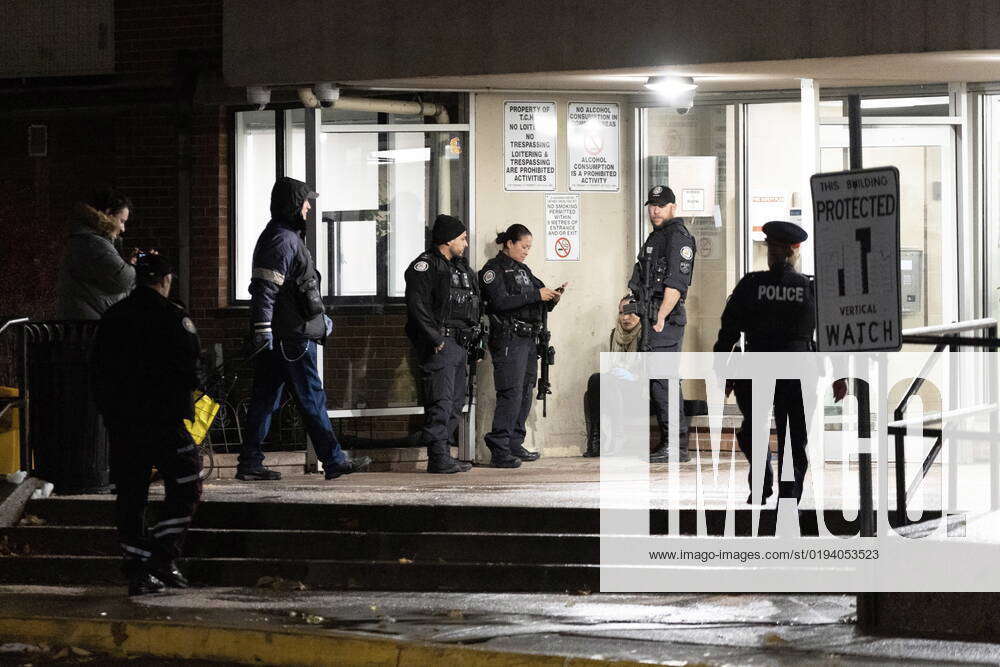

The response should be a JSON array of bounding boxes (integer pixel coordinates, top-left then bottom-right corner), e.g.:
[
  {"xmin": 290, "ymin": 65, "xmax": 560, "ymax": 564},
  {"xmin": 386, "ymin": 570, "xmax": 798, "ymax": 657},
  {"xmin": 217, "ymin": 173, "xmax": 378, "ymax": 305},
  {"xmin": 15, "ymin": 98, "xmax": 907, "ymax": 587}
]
[{"xmin": 1, "ymin": 0, "xmax": 426, "ymax": 442}]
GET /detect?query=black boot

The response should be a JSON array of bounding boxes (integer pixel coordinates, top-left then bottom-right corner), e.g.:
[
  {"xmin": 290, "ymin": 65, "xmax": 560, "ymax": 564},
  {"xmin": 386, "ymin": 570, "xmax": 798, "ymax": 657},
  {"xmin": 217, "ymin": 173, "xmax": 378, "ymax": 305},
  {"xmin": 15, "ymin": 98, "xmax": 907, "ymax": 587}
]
[
  {"xmin": 128, "ymin": 570, "xmax": 166, "ymax": 596},
  {"xmin": 149, "ymin": 560, "xmax": 189, "ymax": 588},
  {"xmin": 427, "ymin": 442, "xmax": 472, "ymax": 473},
  {"xmin": 510, "ymin": 446, "xmax": 540, "ymax": 461}
]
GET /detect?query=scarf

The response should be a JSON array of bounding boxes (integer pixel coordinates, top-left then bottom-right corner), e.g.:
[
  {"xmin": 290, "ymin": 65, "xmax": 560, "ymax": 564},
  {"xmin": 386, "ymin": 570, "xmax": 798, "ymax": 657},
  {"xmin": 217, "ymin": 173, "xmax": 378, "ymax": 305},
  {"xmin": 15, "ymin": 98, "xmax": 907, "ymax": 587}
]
[{"xmin": 611, "ymin": 320, "xmax": 642, "ymax": 353}]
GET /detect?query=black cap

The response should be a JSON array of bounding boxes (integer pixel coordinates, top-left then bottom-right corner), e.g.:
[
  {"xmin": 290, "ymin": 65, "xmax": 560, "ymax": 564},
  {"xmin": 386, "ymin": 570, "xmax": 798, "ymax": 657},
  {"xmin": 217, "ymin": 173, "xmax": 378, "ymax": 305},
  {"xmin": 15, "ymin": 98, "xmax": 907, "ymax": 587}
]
[
  {"xmin": 431, "ymin": 214, "xmax": 466, "ymax": 245},
  {"xmin": 762, "ymin": 220, "xmax": 808, "ymax": 245},
  {"xmin": 644, "ymin": 185, "xmax": 675, "ymax": 206},
  {"xmin": 135, "ymin": 253, "xmax": 174, "ymax": 283}
]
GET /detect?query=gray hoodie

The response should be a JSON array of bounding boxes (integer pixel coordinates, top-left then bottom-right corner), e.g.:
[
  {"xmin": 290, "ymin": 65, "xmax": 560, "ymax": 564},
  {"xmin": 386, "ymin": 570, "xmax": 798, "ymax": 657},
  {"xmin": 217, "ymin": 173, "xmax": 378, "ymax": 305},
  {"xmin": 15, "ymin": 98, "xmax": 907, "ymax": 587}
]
[{"xmin": 55, "ymin": 203, "xmax": 136, "ymax": 320}]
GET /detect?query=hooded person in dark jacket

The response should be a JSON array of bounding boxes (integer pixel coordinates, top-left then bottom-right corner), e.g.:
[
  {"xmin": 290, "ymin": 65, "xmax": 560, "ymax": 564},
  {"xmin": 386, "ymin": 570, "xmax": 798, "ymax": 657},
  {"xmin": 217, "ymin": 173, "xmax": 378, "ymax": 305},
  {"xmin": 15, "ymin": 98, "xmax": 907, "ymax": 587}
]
[
  {"xmin": 238, "ymin": 177, "xmax": 370, "ymax": 481},
  {"xmin": 56, "ymin": 189, "xmax": 137, "ymax": 319}
]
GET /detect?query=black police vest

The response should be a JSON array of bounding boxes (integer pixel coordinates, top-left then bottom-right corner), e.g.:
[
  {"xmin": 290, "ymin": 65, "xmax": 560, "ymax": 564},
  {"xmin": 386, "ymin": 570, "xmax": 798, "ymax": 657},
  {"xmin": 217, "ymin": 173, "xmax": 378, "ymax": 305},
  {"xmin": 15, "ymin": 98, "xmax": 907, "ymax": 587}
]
[
  {"xmin": 488, "ymin": 255, "xmax": 545, "ymax": 324},
  {"xmin": 445, "ymin": 262, "xmax": 479, "ymax": 327},
  {"xmin": 745, "ymin": 266, "xmax": 815, "ymax": 352}
]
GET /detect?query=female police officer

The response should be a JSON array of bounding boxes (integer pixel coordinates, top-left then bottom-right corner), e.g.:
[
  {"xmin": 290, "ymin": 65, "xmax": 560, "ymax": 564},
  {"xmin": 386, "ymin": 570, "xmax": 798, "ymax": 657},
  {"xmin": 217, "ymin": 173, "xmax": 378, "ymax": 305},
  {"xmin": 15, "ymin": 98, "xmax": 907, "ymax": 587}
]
[{"xmin": 479, "ymin": 224, "xmax": 566, "ymax": 467}]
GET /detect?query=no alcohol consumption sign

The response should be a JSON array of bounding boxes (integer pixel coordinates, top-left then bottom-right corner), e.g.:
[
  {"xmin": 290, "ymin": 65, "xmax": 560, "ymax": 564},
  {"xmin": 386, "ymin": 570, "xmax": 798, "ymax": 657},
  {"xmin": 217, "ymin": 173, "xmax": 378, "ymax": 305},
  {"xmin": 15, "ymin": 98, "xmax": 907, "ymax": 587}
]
[{"xmin": 811, "ymin": 167, "xmax": 901, "ymax": 352}]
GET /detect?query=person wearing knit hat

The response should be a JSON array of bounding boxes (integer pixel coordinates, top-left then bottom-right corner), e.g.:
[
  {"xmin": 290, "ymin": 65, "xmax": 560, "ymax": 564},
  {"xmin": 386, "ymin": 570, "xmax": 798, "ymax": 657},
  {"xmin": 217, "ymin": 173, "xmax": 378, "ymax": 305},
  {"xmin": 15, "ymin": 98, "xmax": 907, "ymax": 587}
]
[{"xmin": 404, "ymin": 214, "xmax": 481, "ymax": 474}]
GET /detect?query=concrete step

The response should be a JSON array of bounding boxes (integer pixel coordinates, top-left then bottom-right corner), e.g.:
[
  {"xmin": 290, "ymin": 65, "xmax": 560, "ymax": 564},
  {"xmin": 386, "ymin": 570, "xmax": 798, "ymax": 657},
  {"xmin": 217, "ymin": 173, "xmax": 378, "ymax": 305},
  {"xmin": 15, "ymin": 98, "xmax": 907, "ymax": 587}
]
[
  {"xmin": 16, "ymin": 499, "xmax": 932, "ymax": 537},
  {"xmin": 21, "ymin": 499, "xmax": 601, "ymax": 534},
  {"xmin": 3, "ymin": 526, "xmax": 601, "ymax": 564},
  {"xmin": 0, "ymin": 555, "xmax": 600, "ymax": 593}
]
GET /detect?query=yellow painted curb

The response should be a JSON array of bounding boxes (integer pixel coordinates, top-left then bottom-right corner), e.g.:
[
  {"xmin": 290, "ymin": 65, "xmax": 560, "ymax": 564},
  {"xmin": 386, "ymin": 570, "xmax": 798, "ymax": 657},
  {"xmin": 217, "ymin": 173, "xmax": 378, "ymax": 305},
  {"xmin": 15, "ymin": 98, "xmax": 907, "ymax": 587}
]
[{"xmin": 0, "ymin": 616, "xmax": 648, "ymax": 666}]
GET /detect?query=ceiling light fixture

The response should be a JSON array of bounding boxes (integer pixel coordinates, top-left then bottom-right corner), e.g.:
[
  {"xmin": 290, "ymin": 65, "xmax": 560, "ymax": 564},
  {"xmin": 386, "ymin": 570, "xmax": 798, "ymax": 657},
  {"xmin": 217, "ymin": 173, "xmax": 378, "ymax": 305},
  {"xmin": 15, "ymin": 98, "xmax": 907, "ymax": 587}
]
[{"xmin": 644, "ymin": 75, "xmax": 697, "ymax": 95}]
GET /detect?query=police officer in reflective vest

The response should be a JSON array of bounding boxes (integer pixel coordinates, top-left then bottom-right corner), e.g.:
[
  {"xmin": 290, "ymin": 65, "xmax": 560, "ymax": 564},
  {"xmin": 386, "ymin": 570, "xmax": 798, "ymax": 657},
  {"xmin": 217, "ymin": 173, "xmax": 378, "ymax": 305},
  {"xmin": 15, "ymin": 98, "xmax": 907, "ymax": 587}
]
[
  {"xmin": 405, "ymin": 214, "xmax": 480, "ymax": 474},
  {"xmin": 240, "ymin": 177, "xmax": 370, "ymax": 481},
  {"xmin": 713, "ymin": 220, "xmax": 846, "ymax": 503},
  {"xmin": 628, "ymin": 185, "xmax": 696, "ymax": 463},
  {"xmin": 479, "ymin": 224, "xmax": 565, "ymax": 467},
  {"xmin": 92, "ymin": 254, "xmax": 202, "ymax": 596}
]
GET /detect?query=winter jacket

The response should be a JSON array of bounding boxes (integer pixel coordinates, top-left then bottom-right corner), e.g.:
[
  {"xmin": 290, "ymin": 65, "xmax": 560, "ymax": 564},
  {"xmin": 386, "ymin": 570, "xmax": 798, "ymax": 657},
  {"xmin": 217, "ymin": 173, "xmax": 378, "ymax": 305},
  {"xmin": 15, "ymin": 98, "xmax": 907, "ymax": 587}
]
[
  {"xmin": 249, "ymin": 177, "xmax": 326, "ymax": 341},
  {"xmin": 55, "ymin": 203, "xmax": 135, "ymax": 320}
]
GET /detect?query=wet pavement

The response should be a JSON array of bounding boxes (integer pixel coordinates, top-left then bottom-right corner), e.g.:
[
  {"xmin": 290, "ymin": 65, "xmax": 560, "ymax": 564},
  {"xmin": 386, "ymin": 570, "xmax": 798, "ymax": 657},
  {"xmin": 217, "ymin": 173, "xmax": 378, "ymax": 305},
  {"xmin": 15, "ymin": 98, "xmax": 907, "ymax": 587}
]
[{"xmin": 1, "ymin": 586, "xmax": 999, "ymax": 665}]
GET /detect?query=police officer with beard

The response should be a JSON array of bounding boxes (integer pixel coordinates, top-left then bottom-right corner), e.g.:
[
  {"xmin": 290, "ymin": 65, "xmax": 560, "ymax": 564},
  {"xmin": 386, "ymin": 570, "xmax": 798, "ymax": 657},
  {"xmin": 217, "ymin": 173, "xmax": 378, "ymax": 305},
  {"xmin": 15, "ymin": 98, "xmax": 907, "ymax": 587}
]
[
  {"xmin": 92, "ymin": 254, "xmax": 201, "ymax": 596},
  {"xmin": 479, "ymin": 224, "xmax": 566, "ymax": 467},
  {"xmin": 628, "ymin": 185, "xmax": 696, "ymax": 463},
  {"xmin": 405, "ymin": 215, "xmax": 480, "ymax": 474},
  {"xmin": 713, "ymin": 221, "xmax": 847, "ymax": 504}
]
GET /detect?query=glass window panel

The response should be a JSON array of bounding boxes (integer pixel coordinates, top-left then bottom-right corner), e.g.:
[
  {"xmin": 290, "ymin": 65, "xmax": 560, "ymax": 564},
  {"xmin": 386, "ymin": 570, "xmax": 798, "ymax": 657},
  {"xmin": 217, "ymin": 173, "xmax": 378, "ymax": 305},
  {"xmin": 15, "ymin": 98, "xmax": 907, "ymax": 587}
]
[
  {"xmin": 641, "ymin": 105, "xmax": 737, "ymax": 357},
  {"xmin": 234, "ymin": 110, "xmax": 276, "ymax": 301},
  {"xmin": 389, "ymin": 133, "xmax": 429, "ymax": 297},
  {"xmin": 320, "ymin": 133, "xmax": 379, "ymax": 211},
  {"xmin": 321, "ymin": 107, "xmax": 378, "ymax": 125},
  {"xmin": 286, "ymin": 109, "xmax": 306, "ymax": 181},
  {"xmin": 335, "ymin": 219, "xmax": 377, "ymax": 295},
  {"xmin": 746, "ymin": 102, "xmax": 802, "ymax": 272}
]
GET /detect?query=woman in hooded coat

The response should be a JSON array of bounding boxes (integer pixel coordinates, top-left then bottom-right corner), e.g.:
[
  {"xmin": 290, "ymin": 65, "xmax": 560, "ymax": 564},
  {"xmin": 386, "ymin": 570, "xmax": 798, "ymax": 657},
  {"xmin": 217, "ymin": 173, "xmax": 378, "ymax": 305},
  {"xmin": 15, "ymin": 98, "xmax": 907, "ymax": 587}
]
[{"xmin": 55, "ymin": 189, "xmax": 137, "ymax": 320}]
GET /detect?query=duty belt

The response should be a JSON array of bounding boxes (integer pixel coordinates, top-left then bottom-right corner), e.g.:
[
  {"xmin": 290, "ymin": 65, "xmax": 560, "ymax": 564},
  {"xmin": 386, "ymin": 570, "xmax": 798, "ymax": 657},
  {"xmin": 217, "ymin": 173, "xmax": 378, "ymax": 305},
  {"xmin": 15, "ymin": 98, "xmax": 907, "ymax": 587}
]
[
  {"xmin": 499, "ymin": 318, "xmax": 542, "ymax": 338},
  {"xmin": 441, "ymin": 326, "xmax": 479, "ymax": 346}
]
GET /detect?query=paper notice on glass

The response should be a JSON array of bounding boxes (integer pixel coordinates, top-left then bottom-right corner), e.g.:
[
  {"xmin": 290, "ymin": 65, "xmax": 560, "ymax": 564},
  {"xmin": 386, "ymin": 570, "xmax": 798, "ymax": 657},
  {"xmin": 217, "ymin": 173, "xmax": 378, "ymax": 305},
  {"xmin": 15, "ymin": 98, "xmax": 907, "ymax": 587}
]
[
  {"xmin": 666, "ymin": 156, "xmax": 716, "ymax": 217},
  {"xmin": 749, "ymin": 191, "xmax": 789, "ymax": 241}
]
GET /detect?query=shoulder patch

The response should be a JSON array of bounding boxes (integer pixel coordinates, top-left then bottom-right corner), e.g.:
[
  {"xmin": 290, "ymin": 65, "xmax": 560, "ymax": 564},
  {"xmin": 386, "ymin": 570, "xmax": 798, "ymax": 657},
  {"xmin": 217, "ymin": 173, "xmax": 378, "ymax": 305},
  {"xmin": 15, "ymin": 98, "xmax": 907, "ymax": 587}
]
[
  {"xmin": 181, "ymin": 317, "xmax": 197, "ymax": 334},
  {"xmin": 413, "ymin": 260, "xmax": 429, "ymax": 272},
  {"xmin": 679, "ymin": 245, "xmax": 694, "ymax": 260},
  {"xmin": 483, "ymin": 269, "xmax": 496, "ymax": 284}
]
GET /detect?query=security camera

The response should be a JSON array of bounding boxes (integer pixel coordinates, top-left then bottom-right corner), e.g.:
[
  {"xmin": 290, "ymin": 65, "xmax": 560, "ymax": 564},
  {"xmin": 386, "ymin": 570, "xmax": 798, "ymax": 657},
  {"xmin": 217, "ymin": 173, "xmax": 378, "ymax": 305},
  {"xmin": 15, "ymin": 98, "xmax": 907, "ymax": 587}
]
[
  {"xmin": 673, "ymin": 88, "xmax": 696, "ymax": 115},
  {"xmin": 313, "ymin": 83, "xmax": 340, "ymax": 107},
  {"xmin": 246, "ymin": 86, "xmax": 271, "ymax": 111}
]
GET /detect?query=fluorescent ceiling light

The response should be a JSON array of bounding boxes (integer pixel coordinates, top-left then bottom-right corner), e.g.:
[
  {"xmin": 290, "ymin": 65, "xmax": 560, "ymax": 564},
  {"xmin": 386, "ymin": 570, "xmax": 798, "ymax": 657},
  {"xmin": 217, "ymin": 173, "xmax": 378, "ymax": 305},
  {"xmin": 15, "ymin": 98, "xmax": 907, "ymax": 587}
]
[
  {"xmin": 644, "ymin": 75, "xmax": 697, "ymax": 94},
  {"xmin": 860, "ymin": 96, "xmax": 948, "ymax": 109}
]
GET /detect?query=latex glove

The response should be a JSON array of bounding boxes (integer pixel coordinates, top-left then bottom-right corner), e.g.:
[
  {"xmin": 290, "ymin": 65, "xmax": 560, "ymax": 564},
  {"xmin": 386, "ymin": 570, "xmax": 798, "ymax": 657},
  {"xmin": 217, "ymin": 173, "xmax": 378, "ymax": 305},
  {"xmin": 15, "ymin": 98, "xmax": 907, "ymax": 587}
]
[
  {"xmin": 610, "ymin": 367, "xmax": 636, "ymax": 382},
  {"xmin": 253, "ymin": 331, "xmax": 274, "ymax": 352},
  {"xmin": 324, "ymin": 314, "xmax": 333, "ymax": 337}
]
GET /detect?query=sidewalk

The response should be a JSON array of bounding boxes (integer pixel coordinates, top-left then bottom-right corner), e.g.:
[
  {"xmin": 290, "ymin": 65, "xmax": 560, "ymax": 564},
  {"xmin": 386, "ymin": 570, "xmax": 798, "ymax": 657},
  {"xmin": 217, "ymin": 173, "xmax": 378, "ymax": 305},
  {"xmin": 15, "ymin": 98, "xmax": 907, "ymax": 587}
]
[{"xmin": 1, "ymin": 586, "xmax": 998, "ymax": 665}]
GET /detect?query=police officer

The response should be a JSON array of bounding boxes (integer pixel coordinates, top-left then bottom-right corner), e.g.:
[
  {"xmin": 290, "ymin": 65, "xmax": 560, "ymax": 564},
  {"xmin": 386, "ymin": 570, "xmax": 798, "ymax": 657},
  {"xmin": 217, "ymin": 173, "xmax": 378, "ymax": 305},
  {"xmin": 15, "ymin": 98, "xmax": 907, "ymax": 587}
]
[
  {"xmin": 405, "ymin": 214, "xmax": 480, "ymax": 474},
  {"xmin": 713, "ymin": 221, "xmax": 846, "ymax": 504},
  {"xmin": 628, "ymin": 185, "xmax": 696, "ymax": 463},
  {"xmin": 240, "ymin": 177, "xmax": 370, "ymax": 481},
  {"xmin": 92, "ymin": 254, "xmax": 202, "ymax": 596},
  {"xmin": 480, "ymin": 224, "xmax": 566, "ymax": 467}
]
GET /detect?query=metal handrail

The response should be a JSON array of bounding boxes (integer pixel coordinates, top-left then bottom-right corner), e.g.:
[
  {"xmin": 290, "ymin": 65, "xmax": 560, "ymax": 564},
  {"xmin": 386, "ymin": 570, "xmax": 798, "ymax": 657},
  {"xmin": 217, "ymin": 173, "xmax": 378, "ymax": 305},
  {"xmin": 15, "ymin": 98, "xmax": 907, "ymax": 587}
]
[
  {"xmin": 0, "ymin": 317, "xmax": 28, "ymax": 338},
  {"xmin": 902, "ymin": 318, "xmax": 997, "ymax": 337},
  {"xmin": 892, "ymin": 318, "xmax": 1000, "ymax": 526}
]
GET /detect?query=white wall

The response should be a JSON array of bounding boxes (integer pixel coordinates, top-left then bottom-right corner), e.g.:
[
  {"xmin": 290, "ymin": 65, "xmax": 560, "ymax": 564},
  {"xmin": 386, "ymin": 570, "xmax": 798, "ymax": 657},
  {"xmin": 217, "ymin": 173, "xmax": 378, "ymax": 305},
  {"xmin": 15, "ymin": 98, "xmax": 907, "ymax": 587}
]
[{"xmin": 473, "ymin": 93, "xmax": 634, "ymax": 459}]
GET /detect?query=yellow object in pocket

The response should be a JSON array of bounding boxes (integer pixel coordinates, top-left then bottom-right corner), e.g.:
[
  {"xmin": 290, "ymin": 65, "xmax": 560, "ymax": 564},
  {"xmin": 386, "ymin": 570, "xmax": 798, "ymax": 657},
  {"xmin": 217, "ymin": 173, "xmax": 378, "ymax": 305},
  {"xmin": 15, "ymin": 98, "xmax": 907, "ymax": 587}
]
[{"xmin": 183, "ymin": 390, "xmax": 220, "ymax": 446}]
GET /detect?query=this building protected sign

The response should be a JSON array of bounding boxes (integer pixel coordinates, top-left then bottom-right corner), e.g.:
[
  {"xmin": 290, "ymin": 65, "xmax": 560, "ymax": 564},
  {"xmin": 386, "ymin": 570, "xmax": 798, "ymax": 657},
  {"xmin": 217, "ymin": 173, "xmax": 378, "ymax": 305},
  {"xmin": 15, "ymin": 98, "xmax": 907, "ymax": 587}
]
[{"xmin": 811, "ymin": 167, "xmax": 901, "ymax": 352}]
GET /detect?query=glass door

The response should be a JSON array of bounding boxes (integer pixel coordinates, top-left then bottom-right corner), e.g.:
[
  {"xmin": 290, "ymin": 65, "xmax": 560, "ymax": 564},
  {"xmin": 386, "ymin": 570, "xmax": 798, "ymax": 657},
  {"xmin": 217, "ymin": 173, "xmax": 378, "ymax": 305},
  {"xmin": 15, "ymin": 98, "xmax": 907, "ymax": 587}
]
[{"xmin": 820, "ymin": 124, "xmax": 957, "ymax": 330}]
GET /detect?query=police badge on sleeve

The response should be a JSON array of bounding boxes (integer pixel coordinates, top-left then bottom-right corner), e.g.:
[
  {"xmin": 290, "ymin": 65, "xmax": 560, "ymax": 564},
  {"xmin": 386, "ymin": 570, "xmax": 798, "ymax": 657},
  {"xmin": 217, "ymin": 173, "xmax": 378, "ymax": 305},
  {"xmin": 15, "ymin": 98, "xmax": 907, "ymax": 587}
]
[
  {"xmin": 680, "ymin": 246, "xmax": 694, "ymax": 260},
  {"xmin": 413, "ymin": 261, "xmax": 429, "ymax": 272},
  {"xmin": 483, "ymin": 270, "xmax": 496, "ymax": 284}
]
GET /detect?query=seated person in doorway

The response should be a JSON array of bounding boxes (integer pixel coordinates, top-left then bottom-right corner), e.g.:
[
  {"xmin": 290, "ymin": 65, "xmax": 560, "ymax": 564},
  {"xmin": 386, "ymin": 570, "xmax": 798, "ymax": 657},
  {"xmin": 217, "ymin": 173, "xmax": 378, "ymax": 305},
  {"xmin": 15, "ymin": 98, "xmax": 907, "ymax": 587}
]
[{"xmin": 583, "ymin": 295, "xmax": 642, "ymax": 457}]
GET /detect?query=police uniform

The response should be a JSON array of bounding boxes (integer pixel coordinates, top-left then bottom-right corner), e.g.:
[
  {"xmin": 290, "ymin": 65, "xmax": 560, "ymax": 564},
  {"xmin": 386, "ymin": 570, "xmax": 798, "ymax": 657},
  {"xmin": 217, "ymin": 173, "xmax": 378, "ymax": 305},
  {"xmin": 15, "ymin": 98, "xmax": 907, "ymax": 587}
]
[
  {"xmin": 628, "ymin": 185, "xmax": 696, "ymax": 461},
  {"xmin": 92, "ymin": 254, "xmax": 202, "ymax": 595},
  {"xmin": 479, "ymin": 251, "xmax": 555, "ymax": 465},
  {"xmin": 713, "ymin": 220, "xmax": 814, "ymax": 503},
  {"xmin": 240, "ymin": 177, "xmax": 369, "ymax": 482},
  {"xmin": 404, "ymin": 215, "xmax": 480, "ymax": 473}
]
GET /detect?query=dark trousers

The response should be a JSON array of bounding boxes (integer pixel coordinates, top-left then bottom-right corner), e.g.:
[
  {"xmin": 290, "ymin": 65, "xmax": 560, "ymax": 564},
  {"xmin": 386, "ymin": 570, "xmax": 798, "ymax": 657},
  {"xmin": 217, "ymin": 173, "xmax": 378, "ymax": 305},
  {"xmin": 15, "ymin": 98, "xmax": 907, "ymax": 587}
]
[
  {"xmin": 109, "ymin": 423, "xmax": 202, "ymax": 572},
  {"xmin": 733, "ymin": 379, "xmax": 809, "ymax": 501},
  {"xmin": 240, "ymin": 339, "xmax": 346, "ymax": 470},
  {"xmin": 648, "ymin": 323, "xmax": 689, "ymax": 450},
  {"xmin": 417, "ymin": 337, "xmax": 468, "ymax": 462},
  {"xmin": 484, "ymin": 335, "xmax": 538, "ymax": 459}
]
